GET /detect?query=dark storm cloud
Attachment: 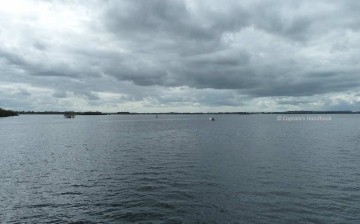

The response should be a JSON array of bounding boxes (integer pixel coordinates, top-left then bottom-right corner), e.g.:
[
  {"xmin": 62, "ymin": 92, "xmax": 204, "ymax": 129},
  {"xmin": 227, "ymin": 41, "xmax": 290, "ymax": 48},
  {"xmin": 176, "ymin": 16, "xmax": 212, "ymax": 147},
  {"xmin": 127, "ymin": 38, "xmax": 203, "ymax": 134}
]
[{"xmin": 96, "ymin": 0, "xmax": 360, "ymax": 98}]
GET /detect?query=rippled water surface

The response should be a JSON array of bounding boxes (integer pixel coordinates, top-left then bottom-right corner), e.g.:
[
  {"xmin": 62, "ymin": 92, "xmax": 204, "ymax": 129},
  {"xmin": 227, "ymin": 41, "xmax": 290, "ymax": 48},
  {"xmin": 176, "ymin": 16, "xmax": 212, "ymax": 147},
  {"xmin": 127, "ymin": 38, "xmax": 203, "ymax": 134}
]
[{"xmin": 1, "ymin": 114, "xmax": 360, "ymax": 223}]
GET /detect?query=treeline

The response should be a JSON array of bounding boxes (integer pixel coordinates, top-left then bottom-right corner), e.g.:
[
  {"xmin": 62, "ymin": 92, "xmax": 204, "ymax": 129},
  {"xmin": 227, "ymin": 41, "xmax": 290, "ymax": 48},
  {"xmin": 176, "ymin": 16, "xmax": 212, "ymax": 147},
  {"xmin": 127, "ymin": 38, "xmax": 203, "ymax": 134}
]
[
  {"xmin": 0, "ymin": 108, "xmax": 18, "ymax": 117},
  {"xmin": 11, "ymin": 110, "xmax": 360, "ymax": 116},
  {"xmin": 77, "ymin": 111, "xmax": 104, "ymax": 115},
  {"xmin": 18, "ymin": 111, "xmax": 107, "ymax": 115},
  {"xmin": 18, "ymin": 111, "xmax": 64, "ymax": 114}
]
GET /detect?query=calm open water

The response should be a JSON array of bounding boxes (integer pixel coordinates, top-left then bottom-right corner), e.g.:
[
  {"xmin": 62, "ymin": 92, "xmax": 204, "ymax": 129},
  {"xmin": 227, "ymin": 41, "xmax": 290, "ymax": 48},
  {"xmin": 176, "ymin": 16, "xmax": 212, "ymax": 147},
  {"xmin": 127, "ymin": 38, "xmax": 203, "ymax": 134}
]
[{"xmin": 1, "ymin": 114, "xmax": 360, "ymax": 223}]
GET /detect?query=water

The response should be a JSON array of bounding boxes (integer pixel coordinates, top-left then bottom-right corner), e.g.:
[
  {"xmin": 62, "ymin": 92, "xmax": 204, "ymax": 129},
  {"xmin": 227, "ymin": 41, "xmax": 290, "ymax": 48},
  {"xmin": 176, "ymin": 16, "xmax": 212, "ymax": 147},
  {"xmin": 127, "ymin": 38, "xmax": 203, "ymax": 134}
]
[{"xmin": 1, "ymin": 114, "xmax": 360, "ymax": 223}]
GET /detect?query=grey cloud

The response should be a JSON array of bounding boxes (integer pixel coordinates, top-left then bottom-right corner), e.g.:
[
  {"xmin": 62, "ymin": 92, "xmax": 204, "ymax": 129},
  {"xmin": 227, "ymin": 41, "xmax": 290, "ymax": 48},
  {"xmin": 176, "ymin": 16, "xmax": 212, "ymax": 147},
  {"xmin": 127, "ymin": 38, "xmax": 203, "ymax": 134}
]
[
  {"xmin": 1, "ymin": 0, "xmax": 360, "ymax": 111},
  {"xmin": 53, "ymin": 91, "xmax": 67, "ymax": 98},
  {"xmin": 103, "ymin": 0, "xmax": 213, "ymax": 41},
  {"xmin": 94, "ymin": 0, "xmax": 360, "ymax": 98},
  {"xmin": 17, "ymin": 89, "xmax": 31, "ymax": 96},
  {"xmin": 0, "ymin": 48, "xmax": 79, "ymax": 78},
  {"xmin": 244, "ymin": 70, "xmax": 360, "ymax": 97},
  {"xmin": 82, "ymin": 92, "xmax": 100, "ymax": 101},
  {"xmin": 33, "ymin": 41, "xmax": 47, "ymax": 51}
]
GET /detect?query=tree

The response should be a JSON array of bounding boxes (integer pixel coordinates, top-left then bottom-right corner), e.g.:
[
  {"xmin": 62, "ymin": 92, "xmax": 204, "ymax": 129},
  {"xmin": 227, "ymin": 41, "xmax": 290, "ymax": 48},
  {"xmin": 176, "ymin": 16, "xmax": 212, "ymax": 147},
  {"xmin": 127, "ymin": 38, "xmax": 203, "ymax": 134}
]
[{"xmin": 0, "ymin": 108, "xmax": 18, "ymax": 117}]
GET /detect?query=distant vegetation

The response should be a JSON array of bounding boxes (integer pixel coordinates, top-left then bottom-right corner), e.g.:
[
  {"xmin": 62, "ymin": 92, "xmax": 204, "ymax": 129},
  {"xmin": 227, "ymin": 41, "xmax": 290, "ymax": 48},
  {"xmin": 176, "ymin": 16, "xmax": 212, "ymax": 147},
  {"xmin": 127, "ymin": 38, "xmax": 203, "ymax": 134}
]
[
  {"xmin": 17, "ymin": 111, "xmax": 107, "ymax": 115},
  {"xmin": 78, "ymin": 111, "xmax": 105, "ymax": 115},
  {"xmin": 0, "ymin": 108, "xmax": 18, "ymax": 117},
  {"xmin": 12, "ymin": 110, "xmax": 360, "ymax": 116}
]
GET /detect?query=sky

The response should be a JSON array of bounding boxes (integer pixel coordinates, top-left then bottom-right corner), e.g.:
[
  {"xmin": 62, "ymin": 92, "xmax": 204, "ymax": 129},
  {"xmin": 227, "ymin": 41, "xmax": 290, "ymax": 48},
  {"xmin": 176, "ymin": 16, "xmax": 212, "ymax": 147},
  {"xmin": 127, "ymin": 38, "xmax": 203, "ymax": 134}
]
[{"xmin": 1, "ymin": 0, "xmax": 360, "ymax": 112}]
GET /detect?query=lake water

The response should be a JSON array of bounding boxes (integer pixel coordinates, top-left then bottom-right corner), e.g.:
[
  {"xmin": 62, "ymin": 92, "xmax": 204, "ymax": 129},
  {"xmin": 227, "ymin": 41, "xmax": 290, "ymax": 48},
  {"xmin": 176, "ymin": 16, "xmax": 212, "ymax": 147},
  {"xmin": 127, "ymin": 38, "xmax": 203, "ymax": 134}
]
[{"xmin": 1, "ymin": 114, "xmax": 360, "ymax": 223}]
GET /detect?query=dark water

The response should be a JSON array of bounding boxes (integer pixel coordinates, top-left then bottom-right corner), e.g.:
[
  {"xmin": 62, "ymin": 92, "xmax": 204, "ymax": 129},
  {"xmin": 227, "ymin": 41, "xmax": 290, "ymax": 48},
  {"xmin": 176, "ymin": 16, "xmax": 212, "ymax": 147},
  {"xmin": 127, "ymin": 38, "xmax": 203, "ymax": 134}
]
[{"xmin": 1, "ymin": 114, "xmax": 360, "ymax": 223}]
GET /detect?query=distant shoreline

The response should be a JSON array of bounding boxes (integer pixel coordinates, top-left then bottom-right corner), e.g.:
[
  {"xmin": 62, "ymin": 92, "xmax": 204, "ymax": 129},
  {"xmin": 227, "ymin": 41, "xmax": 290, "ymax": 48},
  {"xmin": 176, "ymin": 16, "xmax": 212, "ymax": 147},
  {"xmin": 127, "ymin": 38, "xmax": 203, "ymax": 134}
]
[{"xmin": 14, "ymin": 111, "xmax": 360, "ymax": 115}]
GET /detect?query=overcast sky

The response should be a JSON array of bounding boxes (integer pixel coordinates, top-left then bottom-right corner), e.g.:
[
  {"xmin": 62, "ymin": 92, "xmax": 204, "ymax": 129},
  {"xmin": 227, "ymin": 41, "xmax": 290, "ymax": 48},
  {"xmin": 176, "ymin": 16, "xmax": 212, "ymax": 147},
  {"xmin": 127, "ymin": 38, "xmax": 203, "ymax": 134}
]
[{"xmin": 1, "ymin": 0, "xmax": 360, "ymax": 112}]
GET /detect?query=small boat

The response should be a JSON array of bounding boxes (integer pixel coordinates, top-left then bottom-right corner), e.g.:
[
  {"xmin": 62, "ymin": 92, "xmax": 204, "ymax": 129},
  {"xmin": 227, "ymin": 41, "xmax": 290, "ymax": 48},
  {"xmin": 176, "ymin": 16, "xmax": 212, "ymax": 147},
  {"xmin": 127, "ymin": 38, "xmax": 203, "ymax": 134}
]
[
  {"xmin": 64, "ymin": 112, "xmax": 75, "ymax": 118},
  {"xmin": 209, "ymin": 117, "xmax": 215, "ymax": 121}
]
